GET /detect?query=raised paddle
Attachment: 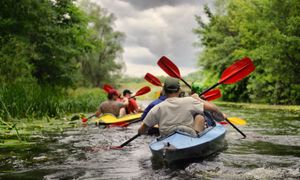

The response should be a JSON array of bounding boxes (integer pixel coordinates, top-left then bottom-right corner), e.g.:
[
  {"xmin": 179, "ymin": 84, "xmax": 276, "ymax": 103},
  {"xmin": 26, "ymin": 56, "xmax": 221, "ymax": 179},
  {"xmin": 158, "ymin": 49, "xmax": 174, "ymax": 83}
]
[
  {"xmin": 202, "ymin": 89, "xmax": 221, "ymax": 101},
  {"xmin": 157, "ymin": 56, "xmax": 191, "ymax": 88},
  {"xmin": 111, "ymin": 133, "xmax": 141, "ymax": 149},
  {"xmin": 157, "ymin": 56, "xmax": 254, "ymax": 138},
  {"xmin": 131, "ymin": 86, "xmax": 151, "ymax": 97},
  {"xmin": 157, "ymin": 56, "xmax": 255, "ymax": 96},
  {"xmin": 103, "ymin": 84, "xmax": 114, "ymax": 93},
  {"xmin": 144, "ymin": 72, "xmax": 222, "ymax": 101},
  {"xmin": 144, "ymin": 73, "xmax": 162, "ymax": 86},
  {"xmin": 199, "ymin": 57, "xmax": 255, "ymax": 96}
]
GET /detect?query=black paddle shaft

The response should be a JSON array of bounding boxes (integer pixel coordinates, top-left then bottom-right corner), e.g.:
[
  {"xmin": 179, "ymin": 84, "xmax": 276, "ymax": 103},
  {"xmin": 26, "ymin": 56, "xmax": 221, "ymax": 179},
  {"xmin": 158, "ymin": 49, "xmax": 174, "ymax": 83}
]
[
  {"xmin": 225, "ymin": 118, "xmax": 246, "ymax": 138},
  {"xmin": 181, "ymin": 78, "xmax": 191, "ymax": 89},
  {"xmin": 119, "ymin": 134, "xmax": 140, "ymax": 148},
  {"xmin": 199, "ymin": 82, "xmax": 220, "ymax": 96}
]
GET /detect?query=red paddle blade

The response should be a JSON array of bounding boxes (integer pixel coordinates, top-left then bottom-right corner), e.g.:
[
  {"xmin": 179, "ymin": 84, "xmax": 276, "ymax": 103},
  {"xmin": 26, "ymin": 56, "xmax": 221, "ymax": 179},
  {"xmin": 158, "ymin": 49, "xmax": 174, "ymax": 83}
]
[
  {"xmin": 202, "ymin": 89, "xmax": 221, "ymax": 101},
  {"xmin": 134, "ymin": 86, "xmax": 151, "ymax": 96},
  {"xmin": 144, "ymin": 73, "xmax": 162, "ymax": 86},
  {"xmin": 103, "ymin": 84, "xmax": 113, "ymax": 93},
  {"xmin": 107, "ymin": 122, "xmax": 129, "ymax": 128},
  {"xmin": 219, "ymin": 121, "xmax": 228, "ymax": 125},
  {"xmin": 220, "ymin": 57, "xmax": 255, "ymax": 84},
  {"xmin": 81, "ymin": 118, "xmax": 88, "ymax": 123},
  {"xmin": 157, "ymin": 56, "xmax": 181, "ymax": 79},
  {"xmin": 110, "ymin": 146, "xmax": 124, "ymax": 150}
]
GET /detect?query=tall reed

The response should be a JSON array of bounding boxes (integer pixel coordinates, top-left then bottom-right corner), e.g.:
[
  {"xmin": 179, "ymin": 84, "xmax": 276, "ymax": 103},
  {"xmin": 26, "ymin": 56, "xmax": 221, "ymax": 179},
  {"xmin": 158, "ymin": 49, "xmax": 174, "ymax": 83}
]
[{"xmin": 0, "ymin": 83, "xmax": 107, "ymax": 120}]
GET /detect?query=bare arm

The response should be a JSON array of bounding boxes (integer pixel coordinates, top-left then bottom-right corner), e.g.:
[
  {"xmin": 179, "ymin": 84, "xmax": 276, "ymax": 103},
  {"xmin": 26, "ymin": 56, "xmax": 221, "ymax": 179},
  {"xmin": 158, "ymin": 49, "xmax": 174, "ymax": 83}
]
[
  {"xmin": 122, "ymin": 97, "xmax": 129, "ymax": 107},
  {"xmin": 95, "ymin": 105, "xmax": 102, "ymax": 117},
  {"xmin": 191, "ymin": 93, "xmax": 225, "ymax": 122},
  {"xmin": 203, "ymin": 101, "xmax": 225, "ymax": 122},
  {"xmin": 138, "ymin": 123, "xmax": 150, "ymax": 135}
]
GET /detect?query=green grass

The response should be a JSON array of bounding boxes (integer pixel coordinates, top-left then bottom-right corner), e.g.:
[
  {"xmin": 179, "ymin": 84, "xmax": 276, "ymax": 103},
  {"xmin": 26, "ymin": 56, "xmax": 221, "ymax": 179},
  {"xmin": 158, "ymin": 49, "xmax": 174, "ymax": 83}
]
[
  {"xmin": 215, "ymin": 101, "xmax": 300, "ymax": 112},
  {"xmin": 0, "ymin": 84, "xmax": 107, "ymax": 119}
]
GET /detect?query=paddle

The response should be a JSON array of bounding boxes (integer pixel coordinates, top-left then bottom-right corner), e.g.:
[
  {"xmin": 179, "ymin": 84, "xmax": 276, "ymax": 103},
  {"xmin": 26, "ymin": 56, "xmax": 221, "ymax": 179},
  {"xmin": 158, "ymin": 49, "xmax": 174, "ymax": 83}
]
[
  {"xmin": 144, "ymin": 72, "xmax": 221, "ymax": 101},
  {"xmin": 131, "ymin": 86, "xmax": 151, "ymax": 97},
  {"xmin": 103, "ymin": 84, "xmax": 114, "ymax": 93},
  {"xmin": 144, "ymin": 73, "xmax": 162, "ymax": 86},
  {"xmin": 157, "ymin": 56, "xmax": 255, "ymax": 96},
  {"xmin": 201, "ymin": 89, "xmax": 221, "ymax": 101},
  {"xmin": 111, "ymin": 133, "xmax": 140, "ymax": 149},
  {"xmin": 199, "ymin": 57, "xmax": 255, "ymax": 96},
  {"xmin": 158, "ymin": 56, "xmax": 254, "ymax": 138},
  {"xmin": 157, "ymin": 56, "xmax": 191, "ymax": 88},
  {"xmin": 219, "ymin": 117, "xmax": 246, "ymax": 125},
  {"xmin": 106, "ymin": 118, "xmax": 142, "ymax": 128},
  {"xmin": 81, "ymin": 114, "xmax": 96, "ymax": 123}
]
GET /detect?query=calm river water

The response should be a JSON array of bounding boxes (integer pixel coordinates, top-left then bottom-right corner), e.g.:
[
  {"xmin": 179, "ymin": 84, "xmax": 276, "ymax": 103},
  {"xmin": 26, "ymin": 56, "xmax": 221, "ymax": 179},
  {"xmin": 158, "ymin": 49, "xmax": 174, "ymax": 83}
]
[{"xmin": 0, "ymin": 101, "xmax": 299, "ymax": 179}]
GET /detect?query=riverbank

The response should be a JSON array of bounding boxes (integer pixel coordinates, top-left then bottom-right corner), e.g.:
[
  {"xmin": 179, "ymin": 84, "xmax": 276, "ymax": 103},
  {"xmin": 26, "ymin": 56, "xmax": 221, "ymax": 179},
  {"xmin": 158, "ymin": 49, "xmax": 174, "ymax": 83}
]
[{"xmin": 216, "ymin": 101, "xmax": 300, "ymax": 112}]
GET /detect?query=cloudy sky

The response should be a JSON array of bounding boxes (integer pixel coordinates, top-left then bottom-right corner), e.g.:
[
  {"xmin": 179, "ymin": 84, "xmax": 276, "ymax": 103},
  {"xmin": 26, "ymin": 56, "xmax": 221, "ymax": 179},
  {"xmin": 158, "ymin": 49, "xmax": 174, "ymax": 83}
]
[{"xmin": 94, "ymin": 0, "xmax": 213, "ymax": 77}]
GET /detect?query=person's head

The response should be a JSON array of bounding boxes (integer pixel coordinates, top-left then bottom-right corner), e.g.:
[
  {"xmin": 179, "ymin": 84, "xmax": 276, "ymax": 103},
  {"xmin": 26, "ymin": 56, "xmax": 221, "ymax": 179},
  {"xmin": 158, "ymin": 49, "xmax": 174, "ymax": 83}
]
[
  {"xmin": 108, "ymin": 89, "xmax": 119, "ymax": 100},
  {"xmin": 163, "ymin": 77, "xmax": 180, "ymax": 96},
  {"xmin": 191, "ymin": 81, "xmax": 202, "ymax": 94},
  {"xmin": 123, "ymin": 89, "xmax": 132, "ymax": 98}
]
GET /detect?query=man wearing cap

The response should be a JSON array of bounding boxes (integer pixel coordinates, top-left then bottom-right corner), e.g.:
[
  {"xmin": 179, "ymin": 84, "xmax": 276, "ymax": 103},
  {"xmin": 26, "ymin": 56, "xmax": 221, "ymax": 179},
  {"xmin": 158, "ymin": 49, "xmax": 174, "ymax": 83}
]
[
  {"xmin": 95, "ymin": 89, "xmax": 129, "ymax": 117},
  {"xmin": 123, "ymin": 89, "xmax": 141, "ymax": 114},
  {"xmin": 138, "ymin": 77, "xmax": 226, "ymax": 137}
]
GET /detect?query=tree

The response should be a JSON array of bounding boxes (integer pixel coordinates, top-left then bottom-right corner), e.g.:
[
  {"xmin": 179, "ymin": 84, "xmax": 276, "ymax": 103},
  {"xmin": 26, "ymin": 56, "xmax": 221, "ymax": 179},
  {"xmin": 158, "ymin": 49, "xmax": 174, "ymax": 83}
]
[
  {"xmin": 194, "ymin": 0, "xmax": 300, "ymax": 104},
  {"xmin": 0, "ymin": 0, "xmax": 93, "ymax": 87},
  {"xmin": 78, "ymin": 0, "xmax": 125, "ymax": 87}
]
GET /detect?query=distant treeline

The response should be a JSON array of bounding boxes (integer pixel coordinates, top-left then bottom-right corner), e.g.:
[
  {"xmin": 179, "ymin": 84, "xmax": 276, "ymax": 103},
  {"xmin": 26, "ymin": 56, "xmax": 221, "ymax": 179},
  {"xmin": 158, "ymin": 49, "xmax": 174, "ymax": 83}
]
[
  {"xmin": 0, "ymin": 0, "xmax": 124, "ymax": 88},
  {"xmin": 0, "ymin": 0, "xmax": 123, "ymax": 119},
  {"xmin": 194, "ymin": 0, "xmax": 300, "ymax": 105}
]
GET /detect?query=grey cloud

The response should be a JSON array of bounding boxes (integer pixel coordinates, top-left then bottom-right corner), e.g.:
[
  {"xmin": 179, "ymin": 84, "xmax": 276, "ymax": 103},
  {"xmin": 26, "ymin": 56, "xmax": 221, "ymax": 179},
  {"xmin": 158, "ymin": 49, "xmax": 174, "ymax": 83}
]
[
  {"xmin": 119, "ymin": 0, "xmax": 212, "ymax": 10},
  {"xmin": 96, "ymin": 0, "xmax": 215, "ymax": 76}
]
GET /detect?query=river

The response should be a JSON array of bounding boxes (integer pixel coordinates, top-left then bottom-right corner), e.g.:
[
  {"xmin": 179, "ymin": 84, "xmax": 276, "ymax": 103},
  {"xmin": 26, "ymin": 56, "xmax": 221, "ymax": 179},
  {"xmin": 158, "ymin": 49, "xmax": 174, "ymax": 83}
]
[{"xmin": 0, "ymin": 101, "xmax": 299, "ymax": 179}]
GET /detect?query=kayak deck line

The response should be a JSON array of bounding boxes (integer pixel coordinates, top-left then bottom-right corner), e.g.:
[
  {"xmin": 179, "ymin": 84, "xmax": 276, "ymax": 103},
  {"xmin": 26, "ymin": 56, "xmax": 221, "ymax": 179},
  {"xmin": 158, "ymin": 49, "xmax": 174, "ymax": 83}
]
[{"xmin": 93, "ymin": 113, "xmax": 142, "ymax": 125}]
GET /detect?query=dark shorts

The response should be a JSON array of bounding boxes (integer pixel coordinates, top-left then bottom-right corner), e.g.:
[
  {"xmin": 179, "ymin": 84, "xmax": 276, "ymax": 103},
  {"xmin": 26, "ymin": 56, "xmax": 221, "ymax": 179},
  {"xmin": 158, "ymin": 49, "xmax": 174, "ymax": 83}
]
[
  {"xmin": 204, "ymin": 111, "xmax": 216, "ymax": 127},
  {"xmin": 193, "ymin": 111, "xmax": 216, "ymax": 127}
]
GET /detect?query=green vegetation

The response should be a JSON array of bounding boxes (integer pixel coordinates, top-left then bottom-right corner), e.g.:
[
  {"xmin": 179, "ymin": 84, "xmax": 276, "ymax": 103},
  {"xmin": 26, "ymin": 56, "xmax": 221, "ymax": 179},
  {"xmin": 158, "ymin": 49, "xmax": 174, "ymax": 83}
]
[
  {"xmin": 0, "ymin": 85, "xmax": 106, "ymax": 119},
  {"xmin": 0, "ymin": 0, "xmax": 123, "ymax": 120},
  {"xmin": 215, "ymin": 101, "xmax": 300, "ymax": 113},
  {"xmin": 78, "ymin": 0, "xmax": 125, "ymax": 87},
  {"xmin": 194, "ymin": 0, "xmax": 300, "ymax": 105}
]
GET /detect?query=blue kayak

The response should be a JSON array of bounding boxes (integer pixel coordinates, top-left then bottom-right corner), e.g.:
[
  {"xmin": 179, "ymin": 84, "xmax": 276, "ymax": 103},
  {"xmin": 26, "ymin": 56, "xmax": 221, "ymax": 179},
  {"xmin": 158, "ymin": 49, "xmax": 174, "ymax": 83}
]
[{"xmin": 149, "ymin": 124, "xmax": 226, "ymax": 163}]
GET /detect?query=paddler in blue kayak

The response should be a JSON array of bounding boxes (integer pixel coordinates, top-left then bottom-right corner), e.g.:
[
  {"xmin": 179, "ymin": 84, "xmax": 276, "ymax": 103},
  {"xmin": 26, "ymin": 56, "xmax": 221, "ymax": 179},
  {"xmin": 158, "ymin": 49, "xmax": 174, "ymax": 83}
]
[
  {"xmin": 141, "ymin": 90, "xmax": 166, "ymax": 120},
  {"xmin": 95, "ymin": 89, "xmax": 129, "ymax": 118},
  {"xmin": 138, "ymin": 77, "xmax": 226, "ymax": 137}
]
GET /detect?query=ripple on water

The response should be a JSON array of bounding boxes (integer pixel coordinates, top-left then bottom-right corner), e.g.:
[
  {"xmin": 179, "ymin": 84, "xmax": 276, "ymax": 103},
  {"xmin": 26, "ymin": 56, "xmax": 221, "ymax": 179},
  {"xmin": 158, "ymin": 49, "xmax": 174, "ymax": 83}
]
[{"xmin": 185, "ymin": 153, "xmax": 300, "ymax": 179}]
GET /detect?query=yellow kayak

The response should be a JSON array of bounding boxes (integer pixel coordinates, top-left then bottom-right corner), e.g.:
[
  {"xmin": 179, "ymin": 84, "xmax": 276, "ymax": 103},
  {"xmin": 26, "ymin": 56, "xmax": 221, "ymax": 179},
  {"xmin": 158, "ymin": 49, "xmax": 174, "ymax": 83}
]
[{"xmin": 93, "ymin": 113, "xmax": 142, "ymax": 125}]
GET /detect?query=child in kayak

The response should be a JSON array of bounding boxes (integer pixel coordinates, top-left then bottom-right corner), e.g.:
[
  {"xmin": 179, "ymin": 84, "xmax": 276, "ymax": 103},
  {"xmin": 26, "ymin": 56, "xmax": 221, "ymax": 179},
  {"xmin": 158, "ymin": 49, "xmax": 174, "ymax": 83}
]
[
  {"xmin": 95, "ymin": 89, "xmax": 129, "ymax": 118},
  {"xmin": 138, "ymin": 77, "xmax": 226, "ymax": 137}
]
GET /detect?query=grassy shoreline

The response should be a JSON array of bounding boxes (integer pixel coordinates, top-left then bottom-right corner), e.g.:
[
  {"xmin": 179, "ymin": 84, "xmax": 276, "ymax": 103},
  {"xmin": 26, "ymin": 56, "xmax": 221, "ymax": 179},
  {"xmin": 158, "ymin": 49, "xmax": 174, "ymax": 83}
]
[{"xmin": 215, "ymin": 101, "xmax": 300, "ymax": 112}]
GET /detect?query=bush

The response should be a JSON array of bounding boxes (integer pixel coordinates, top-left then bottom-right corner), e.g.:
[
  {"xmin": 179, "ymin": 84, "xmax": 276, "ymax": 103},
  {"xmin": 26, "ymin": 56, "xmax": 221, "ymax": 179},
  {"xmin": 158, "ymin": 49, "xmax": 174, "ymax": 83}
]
[{"xmin": 0, "ymin": 83, "xmax": 107, "ymax": 120}]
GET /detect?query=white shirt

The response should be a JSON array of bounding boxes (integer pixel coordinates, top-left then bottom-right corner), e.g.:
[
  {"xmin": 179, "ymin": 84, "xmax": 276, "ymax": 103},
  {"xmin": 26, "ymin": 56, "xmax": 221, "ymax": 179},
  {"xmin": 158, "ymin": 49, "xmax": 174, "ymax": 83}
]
[{"xmin": 143, "ymin": 96, "xmax": 204, "ymax": 136}]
